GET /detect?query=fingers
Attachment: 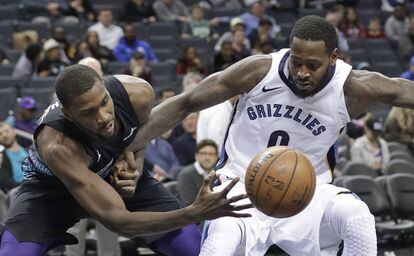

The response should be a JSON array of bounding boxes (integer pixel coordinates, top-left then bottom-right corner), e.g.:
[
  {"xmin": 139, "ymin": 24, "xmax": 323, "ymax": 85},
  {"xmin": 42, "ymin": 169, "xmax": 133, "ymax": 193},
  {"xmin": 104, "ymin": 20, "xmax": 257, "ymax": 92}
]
[
  {"xmin": 113, "ymin": 179, "xmax": 136, "ymax": 187},
  {"xmin": 219, "ymin": 177, "xmax": 240, "ymax": 196},
  {"xmin": 227, "ymin": 212, "xmax": 252, "ymax": 218},
  {"xmin": 231, "ymin": 203, "xmax": 253, "ymax": 211},
  {"xmin": 202, "ymin": 171, "xmax": 216, "ymax": 190},
  {"xmin": 117, "ymin": 170, "xmax": 139, "ymax": 180},
  {"xmin": 227, "ymin": 194, "xmax": 249, "ymax": 204},
  {"xmin": 124, "ymin": 151, "xmax": 137, "ymax": 170}
]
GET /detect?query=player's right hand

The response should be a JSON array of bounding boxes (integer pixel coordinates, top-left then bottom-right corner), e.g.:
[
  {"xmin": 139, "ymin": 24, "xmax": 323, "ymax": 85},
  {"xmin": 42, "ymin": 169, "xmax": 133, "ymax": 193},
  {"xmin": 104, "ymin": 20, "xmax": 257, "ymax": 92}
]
[{"xmin": 189, "ymin": 171, "xmax": 252, "ymax": 222}]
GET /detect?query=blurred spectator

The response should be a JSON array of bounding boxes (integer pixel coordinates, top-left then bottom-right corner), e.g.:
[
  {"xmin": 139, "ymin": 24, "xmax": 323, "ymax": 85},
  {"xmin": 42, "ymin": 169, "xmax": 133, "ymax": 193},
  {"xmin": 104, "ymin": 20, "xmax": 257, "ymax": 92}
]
[
  {"xmin": 145, "ymin": 129, "xmax": 180, "ymax": 181},
  {"xmin": 339, "ymin": 52, "xmax": 352, "ymax": 64},
  {"xmin": 113, "ymin": 23, "xmax": 158, "ymax": 63},
  {"xmin": 0, "ymin": 48, "xmax": 10, "ymax": 65},
  {"xmin": 400, "ymin": 56, "xmax": 414, "ymax": 80},
  {"xmin": 78, "ymin": 56, "xmax": 103, "ymax": 77},
  {"xmin": 385, "ymin": 107, "xmax": 414, "ymax": 149},
  {"xmin": 232, "ymin": 30, "xmax": 251, "ymax": 60},
  {"xmin": 197, "ymin": 96, "xmax": 238, "ymax": 149},
  {"xmin": 208, "ymin": 0, "xmax": 243, "ymax": 11},
  {"xmin": 0, "ymin": 144, "xmax": 18, "ymax": 194},
  {"xmin": 326, "ymin": 5, "xmax": 350, "ymax": 52},
  {"xmin": 385, "ymin": 3, "xmax": 411, "ymax": 59},
  {"xmin": 366, "ymin": 18, "xmax": 386, "ymax": 38},
  {"xmin": 22, "ymin": 0, "xmax": 68, "ymax": 22},
  {"xmin": 214, "ymin": 41, "xmax": 237, "ymax": 72},
  {"xmin": 215, "ymin": 17, "xmax": 250, "ymax": 52},
  {"xmin": 177, "ymin": 139, "xmax": 218, "ymax": 206},
  {"xmin": 249, "ymin": 17, "xmax": 277, "ymax": 55},
  {"xmin": 118, "ymin": 51, "xmax": 153, "ymax": 84},
  {"xmin": 12, "ymin": 44, "xmax": 43, "ymax": 80},
  {"xmin": 83, "ymin": 31, "xmax": 113, "ymax": 64},
  {"xmin": 171, "ymin": 112, "xmax": 198, "ymax": 165},
  {"xmin": 335, "ymin": 130, "xmax": 352, "ymax": 175},
  {"xmin": 64, "ymin": 0, "xmax": 95, "ymax": 22},
  {"xmin": 182, "ymin": 72, "xmax": 202, "ymax": 91},
  {"xmin": 6, "ymin": 97, "xmax": 38, "ymax": 135},
  {"xmin": 239, "ymin": 0, "xmax": 280, "ymax": 38},
  {"xmin": 52, "ymin": 26, "xmax": 75, "ymax": 63},
  {"xmin": 123, "ymin": 0, "xmax": 157, "ymax": 23},
  {"xmin": 74, "ymin": 41, "xmax": 92, "ymax": 61},
  {"xmin": 182, "ymin": 4, "xmax": 210, "ymax": 39},
  {"xmin": 37, "ymin": 38, "xmax": 67, "ymax": 77},
  {"xmin": 158, "ymin": 87, "xmax": 176, "ymax": 102},
  {"xmin": 356, "ymin": 61, "xmax": 371, "ymax": 70},
  {"xmin": 351, "ymin": 115, "xmax": 390, "ymax": 172},
  {"xmin": 340, "ymin": 7, "xmax": 366, "ymax": 40},
  {"xmin": 0, "ymin": 122, "xmax": 28, "ymax": 187},
  {"xmin": 88, "ymin": 9, "xmax": 124, "ymax": 50},
  {"xmin": 176, "ymin": 46, "xmax": 207, "ymax": 75},
  {"xmin": 153, "ymin": 0, "xmax": 189, "ymax": 22}
]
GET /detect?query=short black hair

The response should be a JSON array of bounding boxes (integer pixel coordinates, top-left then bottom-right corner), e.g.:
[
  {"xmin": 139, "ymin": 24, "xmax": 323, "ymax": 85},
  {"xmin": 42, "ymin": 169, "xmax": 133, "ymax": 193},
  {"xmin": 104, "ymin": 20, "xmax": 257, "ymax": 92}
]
[
  {"xmin": 196, "ymin": 139, "xmax": 218, "ymax": 154},
  {"xmin": 55, "ymin": 64, "xmax": 102, "ymax": 107},
  {"xmin": 289, "ymin": 15, "xmax": 338, "ymax": 53},
  {"xmin": 25, "ymin": 44, "xmax": 42, "ymax": 62}
]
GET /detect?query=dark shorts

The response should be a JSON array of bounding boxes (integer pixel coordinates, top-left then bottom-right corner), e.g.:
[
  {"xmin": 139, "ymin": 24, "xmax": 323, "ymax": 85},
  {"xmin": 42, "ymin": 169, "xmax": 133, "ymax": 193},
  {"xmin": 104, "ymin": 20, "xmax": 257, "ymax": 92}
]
[{"xmin": 1, "ymin": 171, "xmax": 181, "ymax": 247}]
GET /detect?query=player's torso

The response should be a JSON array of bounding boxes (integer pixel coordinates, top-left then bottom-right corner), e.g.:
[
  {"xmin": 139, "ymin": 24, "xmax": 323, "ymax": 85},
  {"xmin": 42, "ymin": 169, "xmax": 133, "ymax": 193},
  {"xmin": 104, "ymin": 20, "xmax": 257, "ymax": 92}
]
[
  {"xmin": 24, "ymin": 76, "xmax": 140, "ymax": 180},
  {"xmin": 217, "ymin": 49, "xmax": 352, "ymax": 184}
]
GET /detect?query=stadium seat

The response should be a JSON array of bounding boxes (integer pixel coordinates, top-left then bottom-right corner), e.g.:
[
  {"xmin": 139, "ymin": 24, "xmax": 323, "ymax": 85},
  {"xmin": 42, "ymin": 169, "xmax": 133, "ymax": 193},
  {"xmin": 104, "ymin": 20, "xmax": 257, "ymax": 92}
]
[
  {"xmin": 266, "ymin": 10, "xmax": 297, "ymax": 24},
  {"xmin": 154, "ymin": 48, "xmax": 177, "ymax": 62},
  {"xmin": 27, "ymin": 77, "xmax": 56, "ymax": 89},
  {"xmin": 0, "ymin": 21, "xmax": 15, "ymax": 48},
  {"xmin": 389, "ymin": 151, "xmax": 414, "ymax": 163},
  {"xmin": 0, "ymin": 64, "xmax": 14, "ymax": 76},
  {"xmin": 383, "ymin": 159, "xmax": 414, "ymax": 176},
  {"xmin": 368, "ymin": 50, "xmax": 399, "ymax": 63},
  {"xmin": 149, "ymin": 62, "xmax": 175, "ymax": 88},
  {"xmin": 387, "ymin": 173, "xmax": 414, "ymax": 219},
  {"xmin": 388, "ymin": 142, "xmax": 411, "ymax": 155},
  {"xmin": 279, "ymin": 23, "xmax": 293, "ymax": 38},
  {"xmin": 5, "ymin": 49, "xmax": 22, "ymax": 63},
  {"xmin": 357, "ymin": 9, "xmax": 379, "ymax": 26},
  {"xmin": 363, "ymin": 38, "xmax": 392, "ymax": 51},
  {"xmin": 298, "ymin": 8, "xmax": 326, "ymax": 18},
  {"xmin": 0, "ymin": 5, "xmax": 19, "ymax": 21},
  {"xmin": 132, "ymin": 22, "xmax": 148, "ymax": 41},
  {"xmin": 0, "ymin": 76, "xmax": 23, "ymax": 89},
  {"xmin": 20, "ymin": 87, "xmax": 55, "ymax": 113},
  {"xmin": 332, "ymin": 175, "xmax": 347, "ymax": 187},
  {"xmin": 17, "ymin": 21, "xmax": 51, "ymax": 40},
  {"xmin": 372, "ymin": 62, "xmax": 404, "ymax": 77},
  {"xmin": 342, "ymin": 162, "xmax": 378, "ymax": 178},
  {"xmin": 349, "ymin": 49, "xmax": 368, "ymax": 63},
  {"xmin": 148, "ymin": 22, "xmax": 179, "ymax": 40},
  {"xmin": 210, "ymin": 7, "xmax": 243, "ymax": 18},
  {"xmin": 0, "ymin": 87, "xmax": 17, "ymax": 119},
  {"xmin": 106, "ymin": 62, "xmax": 126, "ymax": 75}
]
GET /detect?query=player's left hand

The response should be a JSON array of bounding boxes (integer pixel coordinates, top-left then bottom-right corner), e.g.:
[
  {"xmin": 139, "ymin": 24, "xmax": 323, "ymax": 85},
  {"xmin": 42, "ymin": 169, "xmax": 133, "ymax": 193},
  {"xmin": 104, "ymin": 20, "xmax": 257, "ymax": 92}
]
[{"xmin": 110, "ymin": 151, "xmax": 142, "ymax": 198}]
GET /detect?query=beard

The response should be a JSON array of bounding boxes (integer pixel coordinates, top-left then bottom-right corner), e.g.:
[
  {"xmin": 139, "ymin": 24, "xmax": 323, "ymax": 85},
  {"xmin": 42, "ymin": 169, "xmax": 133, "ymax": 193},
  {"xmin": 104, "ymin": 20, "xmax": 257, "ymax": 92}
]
[{"xmin": 289, "ymin": 65, "xmax": 332, "ymax": 99}]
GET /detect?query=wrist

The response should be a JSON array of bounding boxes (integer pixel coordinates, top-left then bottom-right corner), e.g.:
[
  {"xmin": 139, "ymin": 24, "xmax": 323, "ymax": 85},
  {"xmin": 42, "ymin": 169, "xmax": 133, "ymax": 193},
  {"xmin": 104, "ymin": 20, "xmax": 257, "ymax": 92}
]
[{"xmin": 183, "ymin": 205, "xmax": 201, "ymax": 223}]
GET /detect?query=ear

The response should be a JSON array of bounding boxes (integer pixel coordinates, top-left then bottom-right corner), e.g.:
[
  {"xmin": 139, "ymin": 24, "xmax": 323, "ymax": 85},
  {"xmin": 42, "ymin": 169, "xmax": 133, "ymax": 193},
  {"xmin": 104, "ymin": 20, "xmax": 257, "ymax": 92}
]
[
  {"xmin": 61, "ymin": 106, "xmax": 73, "ymax": 122},
  {"xmin": 330, "ymin": 48, "xmax": 339, "ymax": 64}
]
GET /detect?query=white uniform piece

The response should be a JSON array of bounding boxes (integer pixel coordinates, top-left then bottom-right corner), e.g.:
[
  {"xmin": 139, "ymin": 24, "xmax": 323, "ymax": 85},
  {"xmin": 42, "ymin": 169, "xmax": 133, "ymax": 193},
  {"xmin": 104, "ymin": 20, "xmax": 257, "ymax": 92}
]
[{"xmin": 200, "ymin": 49, "xmax": 377, "ymax": 256}]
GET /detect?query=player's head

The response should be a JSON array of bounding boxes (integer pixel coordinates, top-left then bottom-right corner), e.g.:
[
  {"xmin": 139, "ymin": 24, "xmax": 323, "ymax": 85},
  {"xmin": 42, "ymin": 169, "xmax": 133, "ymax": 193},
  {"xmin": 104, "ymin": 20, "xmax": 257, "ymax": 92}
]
[
  {"xmin": 195, "ymin": 139, "xmax": 219, "ymax": 171},
  {"xmin": 55, "ymin": 64, "xmax": 116, "ymax": 139},
  {"xmin": 289, "ymin": 15, "xmax": 339, "ymax": 98}
]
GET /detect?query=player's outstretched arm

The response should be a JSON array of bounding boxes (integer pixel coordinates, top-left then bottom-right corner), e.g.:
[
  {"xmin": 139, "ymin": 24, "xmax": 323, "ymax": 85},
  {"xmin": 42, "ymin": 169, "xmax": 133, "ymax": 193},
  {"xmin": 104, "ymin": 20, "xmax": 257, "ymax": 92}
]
[
  {"xmin": 39, "ymin": 127, "xmax": 251, "ymax": 238},
  {"xmin": 129, "ymin": 55, "xmax": 272, "ymax": 151},
  {"xmin": 345, "ymin": 70, "xmax": 414, "ymax": 118}
]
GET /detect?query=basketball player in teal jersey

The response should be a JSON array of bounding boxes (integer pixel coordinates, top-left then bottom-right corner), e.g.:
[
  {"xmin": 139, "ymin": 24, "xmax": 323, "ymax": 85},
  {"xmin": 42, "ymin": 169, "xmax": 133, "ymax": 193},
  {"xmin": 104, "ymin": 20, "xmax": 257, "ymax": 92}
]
[{"xmin": 127, "ymin": 15, "xmax": 414, "ymax": 255}]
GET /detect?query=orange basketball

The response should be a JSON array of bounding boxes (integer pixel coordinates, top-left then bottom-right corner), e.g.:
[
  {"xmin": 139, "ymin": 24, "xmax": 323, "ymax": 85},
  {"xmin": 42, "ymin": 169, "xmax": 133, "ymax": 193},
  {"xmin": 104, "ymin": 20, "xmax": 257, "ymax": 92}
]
[{"xmin": 245, "ymin": 146, "xmax": 316, "ymax": 218}]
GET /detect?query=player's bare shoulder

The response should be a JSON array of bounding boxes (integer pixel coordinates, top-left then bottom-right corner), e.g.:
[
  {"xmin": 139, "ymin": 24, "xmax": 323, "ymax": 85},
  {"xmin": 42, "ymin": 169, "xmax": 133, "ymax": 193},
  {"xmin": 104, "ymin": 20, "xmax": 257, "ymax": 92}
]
[{"xmin": 114, "ymin": 75, "xmax": 155, "ymax": 122}]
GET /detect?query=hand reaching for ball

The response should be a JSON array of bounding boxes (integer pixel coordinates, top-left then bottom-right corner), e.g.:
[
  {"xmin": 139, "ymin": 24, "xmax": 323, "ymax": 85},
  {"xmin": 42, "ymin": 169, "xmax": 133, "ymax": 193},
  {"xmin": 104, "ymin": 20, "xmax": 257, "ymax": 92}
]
[{"xmin": 110, "ymin": 151, "xmax": 142, "ymax": 198}]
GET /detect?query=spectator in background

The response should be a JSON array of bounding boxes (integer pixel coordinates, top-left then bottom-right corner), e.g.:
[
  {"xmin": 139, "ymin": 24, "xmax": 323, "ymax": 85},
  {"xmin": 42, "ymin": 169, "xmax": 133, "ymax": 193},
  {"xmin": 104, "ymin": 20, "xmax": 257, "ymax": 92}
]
[
  {"xmin": 340, "ymin": 7, "xmax": 365, "ymax": 40},
  {"xmin": 21, "ymin": 0, "xmax": 67, "ymax": 22},
  {"xmin": 153, "ymin": 0, "xmax": 189, "ymax": 23},
  {"xmin": 385, "ymin": 3, "xmax": 411, "ymax": 59},
  {"xmin": 182, "ymin": 4, "xmax": 210, "ymax": 39},
  {"xmin": 145, "ymin": 129, "xmax": 180, "ymax": 181},
  {"xmin": 0, "ymin": 48, "xmax": 10, "ymax": 65},
  {"xmin": 12, "ymin": 44, "xmax": 43, "ymax": 80},
  {"xmin": 0, "ymin": 144, "xmax": 19, "ymax": 193},
  {"xmin": 208, "ymin": 0, "xmax": 243, "ymax": 11},
  {"xmin": 197, "ymin": 96, "xmax": 238, "ymax": 150},
  {"xmin": 326, "ymin": 5, "xmax": 350, "ymax": 52},
  {"xmin": 366, "ymin": 18, "xmax": 387, "ymax": 38},
  {"xmin": 239, "ymin": 0, "xmax": 280, "ymax": 38},
  {"xmin": 37, "ymin": 38, "xmax": 67, "ymax": 77},
  {"xmin": 215, "ymin": 17, "xmax": 251, "ymax": 52},
  {"xmin": 64, "ymin": 0, "xmax": 95, "ymax": 22},
  {"xmin": 249, "ymin": 17, "xmax": 277, "ymax": 55},
  {"xmin": 232, "ymin": 30, "xmax": 251, "ymax": 60},
  {"xmin": 123, "ymin": 0, "xmax": 157, "ymax": 23},
  {"xmin": 177, "ymin": 140, "xmax": 218, "ymax": 206},
  {"xmin": 214, "ymin": 41, "xmax": 237, "ymax": 72},
  {"xmin": 351, "ymin": 116, "xmax": 390, "ymax": 172},
  {"xmin": 52, "ymin": 26, "xmax": 75, "ymax": 63},
  {"xmin": 118, "ymin": 51, "xmax": 153, "ymax": 84},
  {"xmin": 176, "ymin": 46, "xmax": 207, "ymax": 75},
  {"xmin": 385, "ymin": 107, "xmax": 414, "ymax": 151},
  {"xmin": 78, "ymin": 56, "xmax": 103, "ymax": 77},
  {"xmin": 400, "ymin": 56, "xmax": 414, "ymax": 80},
  {"xmin": 0, "ymin": 122, "xmax": 28, "ymax": 187},
  {"xmin": 182, "ymin": 72, "xmax": 202, "ymax": 91},
  {"xmin": 113, "ymin": 23, "xmax": 158, "ymax": 63},
  {"xmin": 172, "ymin": 112, "xmax": 198, "ymax": 166},
  {"xmin": 6, "ymin": 96, "xmax": 38, "ymax": 135},
  {"xmin": 82, "ymin": 31, "xmax": 113, "ymax": 64},
  {"xmin": 88, "ymin": 9, "xmax": 123, "ymax": 50},
  {"xmin": 158, "ymin": 87, "xmax": 176, "ymax": 102}
]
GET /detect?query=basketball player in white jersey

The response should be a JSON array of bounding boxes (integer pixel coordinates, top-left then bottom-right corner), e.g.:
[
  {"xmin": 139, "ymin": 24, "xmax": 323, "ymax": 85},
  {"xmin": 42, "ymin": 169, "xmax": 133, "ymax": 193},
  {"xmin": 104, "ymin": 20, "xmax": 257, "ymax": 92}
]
[{"xmin": 128, "ymin": 15, "xmax": 414, "ymax": 255}]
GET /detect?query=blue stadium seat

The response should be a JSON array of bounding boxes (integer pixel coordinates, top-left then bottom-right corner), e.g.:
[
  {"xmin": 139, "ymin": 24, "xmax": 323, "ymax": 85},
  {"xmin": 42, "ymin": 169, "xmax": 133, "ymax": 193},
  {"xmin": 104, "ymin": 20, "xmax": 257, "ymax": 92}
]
[
  {"xmin": 363, "ymin": 38, "xmax": 391, "ymax": 50},
  {"xmin": 27, "ymin": 77, "xmax": 56, "ymax": 89},
  {"xmin": 368, "ymin": 49, "xmax": 398, "ymax": 63},
  {"xmin": 0, "ymin": 87, "xmax": 17, "ymax": 119},
  {"xmin": 5, "ymin": 49, "xmax": 22, "ymax": 63},
  {"xmin": 372, "ymin": 62, "xmax": 403, "ymax": 77},
  {"xmin": 0, "ymin": 76, "xmax": 23, "ymax": 89},
  {"xmin": 0, "ymin": 5, "xmax": 19, "ymax": 21},
  {"xmin": 348, "ymin": 49, "xmax": 368, "ymax": 63},
  {"xmin": 0, "ymin": 64, "xmax": 15, "ymax": 76},
  {"xmin": 148, "ymin": 22, "xmax": 179, "ymax": 40}
]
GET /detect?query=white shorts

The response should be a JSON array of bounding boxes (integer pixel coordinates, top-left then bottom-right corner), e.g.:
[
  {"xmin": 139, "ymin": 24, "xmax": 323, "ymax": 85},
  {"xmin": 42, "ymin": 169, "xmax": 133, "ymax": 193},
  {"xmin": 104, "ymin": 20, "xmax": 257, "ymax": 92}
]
[{"xmin": 201, "ymin": 175, "xmax": 349, "ymax": 256}]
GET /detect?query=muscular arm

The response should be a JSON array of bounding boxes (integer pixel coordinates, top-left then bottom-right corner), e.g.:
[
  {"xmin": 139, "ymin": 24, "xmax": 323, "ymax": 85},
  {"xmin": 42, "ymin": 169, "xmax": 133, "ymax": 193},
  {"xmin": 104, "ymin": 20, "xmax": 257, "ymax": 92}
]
[
  {"xmin": 38, "ymin": 127, "xmax": 249, "ymax": 237},
  {"xmin": 128, "ymin": 55, "xmax": 272, "ymax": 152},
  {"xmin": 344, "ymin": 70, "xmax": 414, "ymax": 119}
]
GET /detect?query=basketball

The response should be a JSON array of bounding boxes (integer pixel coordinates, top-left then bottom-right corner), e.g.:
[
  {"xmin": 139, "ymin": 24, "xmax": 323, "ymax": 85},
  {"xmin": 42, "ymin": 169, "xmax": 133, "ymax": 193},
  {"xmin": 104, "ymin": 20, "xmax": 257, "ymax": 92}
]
[{"xmin": 245, "ymin": 146, "xmax": 316, "ymax": 218}]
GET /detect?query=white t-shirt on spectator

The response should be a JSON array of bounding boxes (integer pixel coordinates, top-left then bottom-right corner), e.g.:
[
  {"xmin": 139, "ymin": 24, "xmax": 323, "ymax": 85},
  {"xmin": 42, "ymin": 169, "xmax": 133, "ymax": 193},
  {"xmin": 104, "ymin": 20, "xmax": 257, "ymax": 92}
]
[{"xmin": 88, "ymin": 22, "xmax": 124, "ymax": 50}]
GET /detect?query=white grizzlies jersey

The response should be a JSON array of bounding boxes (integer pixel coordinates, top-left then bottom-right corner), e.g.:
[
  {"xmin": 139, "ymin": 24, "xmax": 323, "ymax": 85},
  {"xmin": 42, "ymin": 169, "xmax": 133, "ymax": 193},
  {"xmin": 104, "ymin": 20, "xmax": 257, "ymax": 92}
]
[{"xmin": 216, "ymin": 49, "xmax": 352, "ymax": 184}]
